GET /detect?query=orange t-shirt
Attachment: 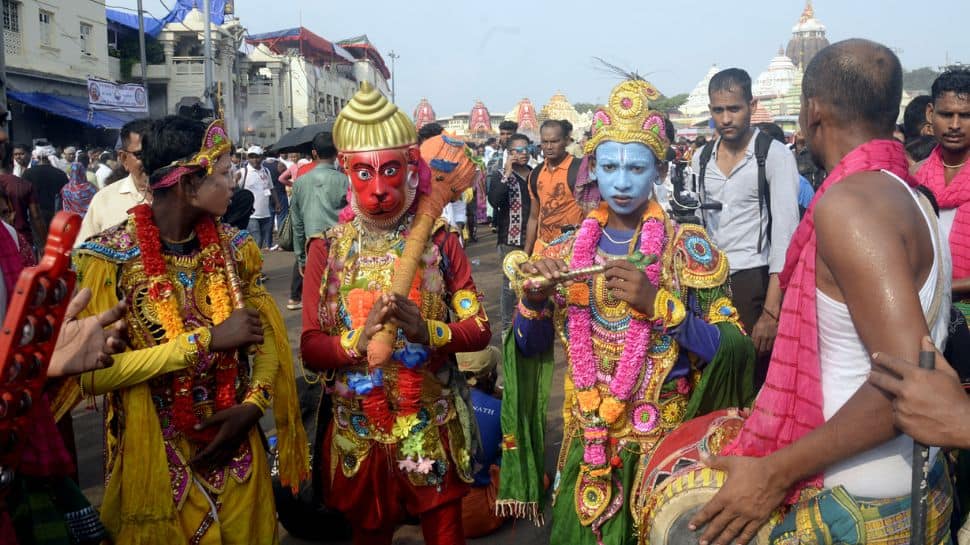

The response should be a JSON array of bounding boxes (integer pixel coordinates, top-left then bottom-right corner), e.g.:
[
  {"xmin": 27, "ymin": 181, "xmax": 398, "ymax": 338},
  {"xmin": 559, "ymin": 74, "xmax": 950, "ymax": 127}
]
[{"xmin": 530, "ymin": 155, "xmax": 585, "ymax": 248}]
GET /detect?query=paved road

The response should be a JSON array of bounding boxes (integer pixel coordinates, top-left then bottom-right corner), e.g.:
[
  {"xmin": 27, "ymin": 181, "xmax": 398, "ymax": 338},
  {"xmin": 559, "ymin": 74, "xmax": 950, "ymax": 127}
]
[{"xmin": 70, "ymin": 230, "xmax": 565, "ymax": 544}]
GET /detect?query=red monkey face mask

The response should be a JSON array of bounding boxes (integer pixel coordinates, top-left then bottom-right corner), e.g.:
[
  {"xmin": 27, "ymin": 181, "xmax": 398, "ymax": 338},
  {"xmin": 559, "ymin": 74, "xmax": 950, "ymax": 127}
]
[{"xmin": 341, "ymin": 147, "xmax": 419, "ymax": 224}]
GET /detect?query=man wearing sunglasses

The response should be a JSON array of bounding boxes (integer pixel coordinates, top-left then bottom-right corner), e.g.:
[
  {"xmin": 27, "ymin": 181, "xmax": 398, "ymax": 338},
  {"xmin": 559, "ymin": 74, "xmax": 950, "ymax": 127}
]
[
  {"xmin": 77, "ymin": 118, "xmax": 153, "ymax": 246},
  {"xmin": 487, "ymin": 133, "xmax": 533, "ymax": 333}
]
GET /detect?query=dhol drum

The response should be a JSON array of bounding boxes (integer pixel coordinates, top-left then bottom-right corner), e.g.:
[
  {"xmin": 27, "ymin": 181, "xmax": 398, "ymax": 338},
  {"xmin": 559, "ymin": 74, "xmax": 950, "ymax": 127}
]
[{"xmin": 638, "ymin": 408, "xmax": 777, "ymax": 545}]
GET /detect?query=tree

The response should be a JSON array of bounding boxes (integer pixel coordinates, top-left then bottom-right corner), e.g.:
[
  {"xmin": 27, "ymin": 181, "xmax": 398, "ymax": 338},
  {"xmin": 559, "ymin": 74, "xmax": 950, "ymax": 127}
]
[
  {"xmin": 574, "ymin": 102, "xmax": 598, "ymax": 114},
  {"xmin": 903, "ymin": 67, "xmax": 940, "ymax": 93},
  {"xmin": 651, "ymin": 93, "xmax": 689, "ymax": 113}
]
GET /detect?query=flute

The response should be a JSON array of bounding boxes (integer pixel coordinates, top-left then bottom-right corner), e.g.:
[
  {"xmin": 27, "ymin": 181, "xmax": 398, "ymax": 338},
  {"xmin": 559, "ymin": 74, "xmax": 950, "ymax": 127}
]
[
  {"xmin": 504, "ymin": 250, "xmax": 658, "ymax": 292},
  {"xmin": 217, "ymin": 222, "xmax": 258, "ymax": 354}
]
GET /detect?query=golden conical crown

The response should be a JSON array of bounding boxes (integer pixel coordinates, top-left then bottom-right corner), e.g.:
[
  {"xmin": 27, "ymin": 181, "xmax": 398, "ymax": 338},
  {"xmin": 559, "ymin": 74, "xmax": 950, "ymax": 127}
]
[{"xmin": 333, "ymin": 81, "xmax": 417, "ymax": 152}]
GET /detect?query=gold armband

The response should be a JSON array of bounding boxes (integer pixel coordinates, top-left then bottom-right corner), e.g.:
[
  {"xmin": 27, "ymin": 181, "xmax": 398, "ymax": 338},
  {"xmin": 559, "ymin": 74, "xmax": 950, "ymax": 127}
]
[
  {"xmin": 427, "ymin": 320, "xmax": 452, "ymax": 349},
  {"xmin": 452, "ymin": 289, "xmax": 482, "ymax": 320}
]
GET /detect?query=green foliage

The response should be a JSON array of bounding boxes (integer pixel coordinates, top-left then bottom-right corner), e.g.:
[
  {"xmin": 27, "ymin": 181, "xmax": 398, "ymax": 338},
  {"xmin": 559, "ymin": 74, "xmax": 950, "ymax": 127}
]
[
  {"xmin": 574, "ymin": 102, "xmax": 598, "ymax": 114},
  {"xmin": 903, "ymin": 67, "xmax": 940, "ymax": 93},
  {"xmin": 651, "ymin": 93, "xmax": 689, "ymax": 113},
  {"xmin": 115, "ymin": 32, "xmax": 165, "ymax": 81}
]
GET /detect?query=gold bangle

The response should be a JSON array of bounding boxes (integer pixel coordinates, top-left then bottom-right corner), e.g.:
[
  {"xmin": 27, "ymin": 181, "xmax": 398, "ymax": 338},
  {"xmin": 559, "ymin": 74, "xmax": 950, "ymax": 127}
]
[
  {"xmin": 427, "ymin": 320, "xmax": 452, "ymax": 349},
  {"xmin": 243, "ymin": 382, "xmax": 273, "ymax": 413},
  {"xmin": 651, "ymin": 289, "xmax": 686, "ymax": 328},
  {"xmin": 340, "ymin": 327, "xmax": 365, "ymax": 360},
  {"xmin": 517, "ymin": 300, "xmax": 552, "ymax": 320}
]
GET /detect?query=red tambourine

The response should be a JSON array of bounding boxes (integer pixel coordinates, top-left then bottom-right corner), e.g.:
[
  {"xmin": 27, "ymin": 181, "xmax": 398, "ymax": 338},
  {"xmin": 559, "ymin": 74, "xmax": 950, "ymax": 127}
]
[{"xmin": 0, "ymin": 212, "xmax": 79, "ymax": 487}]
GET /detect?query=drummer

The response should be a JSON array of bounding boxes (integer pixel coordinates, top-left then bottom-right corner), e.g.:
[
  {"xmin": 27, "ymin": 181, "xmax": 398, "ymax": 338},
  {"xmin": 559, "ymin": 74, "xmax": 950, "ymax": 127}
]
[
  {"xmin": 688, "ymin": 39, "xmax": 954, "ymax": 545},
  {"xmin": 496, "ymin": 77, "xmax": 757, "ymax": 545}
]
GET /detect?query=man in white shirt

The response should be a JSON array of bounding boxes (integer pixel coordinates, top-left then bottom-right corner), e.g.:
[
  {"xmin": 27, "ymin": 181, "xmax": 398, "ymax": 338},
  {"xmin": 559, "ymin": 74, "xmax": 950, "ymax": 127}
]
[
  {"xmin": 94, "ymin": 151, "xmax": 113, "ymax": 189},
  {"xmin": 11, "ymin": 144, "xmax": 28, "ymax": 177},
  {"xmin": 691, "ymin": 68, "xmax": 800, "ymax": 386},
  {"xmin": 234, "ymin": 145, "xmax": 278, "ymax": 249},
  {"xmin": 76, "ymin": 119, "xmax": 152, "ymax": 246}
]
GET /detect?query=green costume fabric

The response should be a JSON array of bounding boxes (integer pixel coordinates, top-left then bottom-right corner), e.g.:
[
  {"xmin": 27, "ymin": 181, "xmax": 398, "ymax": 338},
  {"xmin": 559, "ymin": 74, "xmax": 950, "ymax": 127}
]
[
  {"xmin": 551, "ymin": 438, "xmax": 641, "ymax": 545},
  {"xmin": 495, "ymin": 330, "xmax": 555, "ymax": 522},
  {"xmin": 684, "ymin": 322, "xmax": 757, "ymax": 420}
]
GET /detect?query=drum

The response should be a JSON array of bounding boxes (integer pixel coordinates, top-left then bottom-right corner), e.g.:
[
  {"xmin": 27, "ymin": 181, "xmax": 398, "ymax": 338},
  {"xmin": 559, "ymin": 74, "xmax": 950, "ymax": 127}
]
[{"xmin": 638, "ymin": 409, "xmax": 774, "ymax": 545}]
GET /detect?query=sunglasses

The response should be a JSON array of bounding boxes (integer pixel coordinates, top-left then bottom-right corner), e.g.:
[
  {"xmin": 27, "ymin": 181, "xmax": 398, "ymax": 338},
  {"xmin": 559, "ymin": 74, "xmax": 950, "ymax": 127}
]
[{"xmin": 511, "ymin": 146, "xmax": 529, "ymax": 153}]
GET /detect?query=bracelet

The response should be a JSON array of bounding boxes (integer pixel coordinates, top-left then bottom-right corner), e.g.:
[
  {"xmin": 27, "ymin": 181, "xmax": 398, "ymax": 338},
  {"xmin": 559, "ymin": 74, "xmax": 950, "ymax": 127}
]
[
  {"xmin": 762, "ymin": 307, "xmax": 779, "ymax": 322},
  {"xmin": 647, "ymin": 289, "xmax": 686, "ymax": 328},
  {"xmin": 242, "ymin": 382, "xmax": 274, "ymax": 413},
  {"xmin": 517, "ymin": 300, "xmax": 552, "ymax": 321},
  {"xmin": 427, "ymin": 320, "xmax": 452, "ymax": 349},
  {"xmin": 178, "ymin": 327, "xmax": 212, "ymax": 366},
  {"xmin": 340, "ymin": 327, "xmax": 365, "ymax": 360}
]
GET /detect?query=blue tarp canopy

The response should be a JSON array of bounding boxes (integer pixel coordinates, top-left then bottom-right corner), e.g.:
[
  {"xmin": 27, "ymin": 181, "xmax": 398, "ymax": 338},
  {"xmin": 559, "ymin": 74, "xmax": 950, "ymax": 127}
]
[
  {"xmin": 106, "ymin": 0, "xmax": 227, "ymax": 38},
  {"xmin": 106, "ymin": 9, "xmax": 164, "ymax": 38},
  {"xmin": 8, "ymin": 91, "xmax": 140, "ymax": 130}
]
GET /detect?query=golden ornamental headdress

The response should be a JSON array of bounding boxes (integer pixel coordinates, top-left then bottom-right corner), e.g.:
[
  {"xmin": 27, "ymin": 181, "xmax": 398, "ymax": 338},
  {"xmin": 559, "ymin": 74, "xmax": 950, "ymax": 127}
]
[
  {"xmin": 333, "ymin": 81, "xmax": 417, "ymax": 153},
  {"xmin": 154, "ymin": 119, "xmax": 232, "ymax": 189},
  {"xmin": 583, "ymin": 79, "xmax": 669, "ymax": 161}
]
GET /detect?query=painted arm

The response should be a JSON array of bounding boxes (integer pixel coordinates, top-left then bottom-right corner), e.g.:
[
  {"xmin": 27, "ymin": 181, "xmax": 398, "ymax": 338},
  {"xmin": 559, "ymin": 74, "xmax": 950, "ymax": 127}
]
[{"xmin": 300, "ymin": 238, "xmax": 358, "ymax": 370}]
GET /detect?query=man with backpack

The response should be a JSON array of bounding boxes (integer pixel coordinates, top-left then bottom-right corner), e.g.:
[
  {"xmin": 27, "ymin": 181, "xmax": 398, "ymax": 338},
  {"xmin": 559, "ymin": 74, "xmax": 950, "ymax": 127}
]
[{"xmin": 691, "ymin": 68, "xmax": 800, "ymax": 386}]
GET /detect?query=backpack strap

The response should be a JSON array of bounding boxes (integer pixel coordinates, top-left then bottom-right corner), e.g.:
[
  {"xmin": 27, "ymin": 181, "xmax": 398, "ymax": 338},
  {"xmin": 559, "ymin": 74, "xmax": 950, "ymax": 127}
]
[
  {"xmin": 528, "ymin": 163, "xmax": 542, "ymax": 200},
  {"xmin": 754, "ymin": 130, "xmax": 773, "ymax": 253},
  {"xmin": 696, "ymin": 140, "xmax": 717, "ymax": 208},
  {"xmin": 567, "ymin": 156, "xmax": 582, "ymax": 195}
]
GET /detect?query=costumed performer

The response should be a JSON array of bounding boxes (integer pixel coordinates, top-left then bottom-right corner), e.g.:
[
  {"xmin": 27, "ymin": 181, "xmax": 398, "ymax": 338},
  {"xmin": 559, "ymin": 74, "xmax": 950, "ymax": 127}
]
[
  {"xmin": 497, "ymin": 77, "xmax": 756, "ymax": 545},
  {"xmin": 300, "ymin": 82, "xmax": 491, "ymax": 545},
  {"xmin": 70, "ymin": 115, "xmax": 309, "ymax": 544}
]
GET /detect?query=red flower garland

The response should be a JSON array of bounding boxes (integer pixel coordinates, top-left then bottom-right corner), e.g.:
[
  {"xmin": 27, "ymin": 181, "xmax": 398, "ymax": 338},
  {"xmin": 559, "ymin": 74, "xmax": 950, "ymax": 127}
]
[{"xmin": 132, "ymin": 204, "xmax": 239, "ymax": 442}]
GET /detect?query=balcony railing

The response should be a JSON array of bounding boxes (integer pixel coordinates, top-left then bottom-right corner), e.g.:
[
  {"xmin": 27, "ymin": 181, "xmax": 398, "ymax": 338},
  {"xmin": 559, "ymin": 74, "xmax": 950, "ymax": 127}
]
[
  {"xmin": 173, "ymin": 56, "xmax": 204, "ymax": 75},
  {"xmin": 4, "ymin": 30, "xmax": 21, "ymax": 56}
]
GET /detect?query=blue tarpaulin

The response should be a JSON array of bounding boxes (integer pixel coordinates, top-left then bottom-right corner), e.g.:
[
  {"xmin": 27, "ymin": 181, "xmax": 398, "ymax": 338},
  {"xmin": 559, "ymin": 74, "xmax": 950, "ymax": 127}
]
[
  {"xmin": 106, "ymin": 0, "xmax": 227, "ymax": 38},
  {"xmin": 8, "ymin": 91, "xmax": 140, "ymax": 130},
  {"xmin": 105, "ymin": 9, "xmax": 164, "ymax": 38}
]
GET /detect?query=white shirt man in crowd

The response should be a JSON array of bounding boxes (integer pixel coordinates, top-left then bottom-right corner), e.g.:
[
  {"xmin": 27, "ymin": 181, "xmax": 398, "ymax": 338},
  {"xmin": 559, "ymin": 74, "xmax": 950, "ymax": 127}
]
[
  {"xmin": 234, "ymin": 145, "xmax": 277, "ymax": 249},
  {"xmin": 691, "ymin": 68, "xmax": 800, "ymax": 387},
  {"xmin": 76, "ymin": 119, "xmax": 153, "ymax": 246}
]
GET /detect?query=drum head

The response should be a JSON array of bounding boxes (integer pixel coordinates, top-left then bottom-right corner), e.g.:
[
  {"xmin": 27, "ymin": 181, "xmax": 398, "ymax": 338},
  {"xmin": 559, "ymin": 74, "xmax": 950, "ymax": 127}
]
[{"xmin": 646, "ymin": 468, "xmax": 771, "ymax": 545}]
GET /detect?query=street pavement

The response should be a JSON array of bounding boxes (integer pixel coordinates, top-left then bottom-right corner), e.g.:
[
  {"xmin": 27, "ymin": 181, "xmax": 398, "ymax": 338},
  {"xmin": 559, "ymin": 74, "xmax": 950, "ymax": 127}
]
[{"xmin": 70, "ymin": 229, "xmax": 565, "ymax": 544}]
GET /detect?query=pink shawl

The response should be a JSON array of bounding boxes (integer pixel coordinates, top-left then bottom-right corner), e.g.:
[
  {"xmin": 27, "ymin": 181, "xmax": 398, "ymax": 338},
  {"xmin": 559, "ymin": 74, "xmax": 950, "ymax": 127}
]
[
  {"xmin": 916, "ymin": 146, "xmax": 970, "ymax": 278},
  {"xmin": 722, "ymin": 139, "xmax": 914, "ymax": 501}
]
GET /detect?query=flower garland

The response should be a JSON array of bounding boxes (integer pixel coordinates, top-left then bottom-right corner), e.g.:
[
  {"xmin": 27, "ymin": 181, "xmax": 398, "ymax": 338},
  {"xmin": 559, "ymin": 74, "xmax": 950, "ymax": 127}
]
[
  {"xmin": 567, "ymin": 202, "xmax": 666, "ymax": 467},
  {"xmin": 132, "ymin": 204, "xmax": 236, "ymax": 442}
]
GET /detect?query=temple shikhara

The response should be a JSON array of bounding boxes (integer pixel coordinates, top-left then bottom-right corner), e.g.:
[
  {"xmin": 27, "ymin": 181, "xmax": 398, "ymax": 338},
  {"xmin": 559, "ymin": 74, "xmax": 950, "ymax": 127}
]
[{"xmin": 413, "ymin": 98, "xmax": 436, "ymax": 130}]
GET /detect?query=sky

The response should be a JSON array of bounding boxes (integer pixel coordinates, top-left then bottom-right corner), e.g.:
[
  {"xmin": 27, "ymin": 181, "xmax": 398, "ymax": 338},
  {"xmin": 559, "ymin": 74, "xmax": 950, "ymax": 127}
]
[{"xmin": 115, "ymin": 0, "xmax": 970, "ymax": 116}]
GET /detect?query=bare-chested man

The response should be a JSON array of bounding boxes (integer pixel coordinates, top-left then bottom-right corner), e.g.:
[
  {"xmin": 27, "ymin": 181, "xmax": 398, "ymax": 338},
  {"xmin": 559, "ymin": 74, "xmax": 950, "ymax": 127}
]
[{"xmin": 690, "ymin": 39, "xmax": 954, "ymax": 545}]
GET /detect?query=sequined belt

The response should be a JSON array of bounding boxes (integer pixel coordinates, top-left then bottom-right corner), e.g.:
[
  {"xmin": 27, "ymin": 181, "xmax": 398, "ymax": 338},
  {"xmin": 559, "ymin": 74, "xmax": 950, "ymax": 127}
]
[{"xmin": 333, "ymin": 395, "xmax": 456, "ymax": 445}]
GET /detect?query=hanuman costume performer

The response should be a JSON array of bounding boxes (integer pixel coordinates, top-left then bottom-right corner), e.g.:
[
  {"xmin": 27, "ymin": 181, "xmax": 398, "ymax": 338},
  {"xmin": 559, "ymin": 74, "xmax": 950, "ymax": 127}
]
[
  {"xmin": 68, "ymin": 116, "xmax": 308, "ymax": 544},
  {"xmin": 497, "ymin": 79, "xmax": 756, "ymax": 545},
  {"xmin": 300, "ymin": 83, "xmax": 490, "ymax": 545}
]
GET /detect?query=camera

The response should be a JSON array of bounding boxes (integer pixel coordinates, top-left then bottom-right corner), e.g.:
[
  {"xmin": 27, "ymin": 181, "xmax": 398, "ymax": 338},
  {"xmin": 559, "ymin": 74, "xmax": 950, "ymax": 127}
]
[{"xmin": 668, "ymin": 159, "xmax": 721, "ymax": 225}]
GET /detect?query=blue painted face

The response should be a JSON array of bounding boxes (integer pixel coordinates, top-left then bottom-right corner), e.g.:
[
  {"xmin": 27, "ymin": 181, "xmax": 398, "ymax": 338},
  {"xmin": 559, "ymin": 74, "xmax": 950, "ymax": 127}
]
[{"xmin": 594, "ymin": 141, "xmax": 659, "ymax": 215}]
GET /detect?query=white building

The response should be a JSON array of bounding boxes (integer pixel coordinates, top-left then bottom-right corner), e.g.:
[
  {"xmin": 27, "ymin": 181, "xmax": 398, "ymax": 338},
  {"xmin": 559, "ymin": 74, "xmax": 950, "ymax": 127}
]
[
  {"xmin": 680, "ymin": 64, "xmax": 720, "ymax": 121},
  {"xmin": 3, "ymin": 0, "xmax": 119, "ymax": 144}
]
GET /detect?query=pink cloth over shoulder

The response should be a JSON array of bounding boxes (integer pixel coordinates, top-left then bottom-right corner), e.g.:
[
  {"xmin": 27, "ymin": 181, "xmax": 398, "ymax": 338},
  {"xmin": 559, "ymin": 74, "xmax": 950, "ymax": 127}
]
[{"xmin": 916, "ymin": 146, "xmax": 970, "ymax": 278}]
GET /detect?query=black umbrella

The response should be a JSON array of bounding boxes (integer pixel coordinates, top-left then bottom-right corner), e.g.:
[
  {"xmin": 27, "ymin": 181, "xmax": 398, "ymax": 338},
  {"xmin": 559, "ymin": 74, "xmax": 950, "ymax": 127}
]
[{"xmin": 271, "ymin": 122, "xmax": 334, "ymax": 153}]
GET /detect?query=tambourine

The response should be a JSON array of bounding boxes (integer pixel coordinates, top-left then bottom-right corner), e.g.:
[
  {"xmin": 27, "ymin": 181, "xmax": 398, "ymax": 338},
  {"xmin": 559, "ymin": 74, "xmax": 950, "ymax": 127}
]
[
  {"xmin": 0, "ymin": 212, "xmax": 79, "ymax": 496},
  {"xmin": 638, "ymin": 409, "xmax": 775, "ymax": 545}
]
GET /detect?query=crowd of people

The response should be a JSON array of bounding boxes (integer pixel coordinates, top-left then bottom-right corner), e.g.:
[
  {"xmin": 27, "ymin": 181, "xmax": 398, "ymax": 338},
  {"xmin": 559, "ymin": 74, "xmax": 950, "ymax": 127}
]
[{"xmin": 0, "ymin": 37, "xmax": 968, "ymax": 545}]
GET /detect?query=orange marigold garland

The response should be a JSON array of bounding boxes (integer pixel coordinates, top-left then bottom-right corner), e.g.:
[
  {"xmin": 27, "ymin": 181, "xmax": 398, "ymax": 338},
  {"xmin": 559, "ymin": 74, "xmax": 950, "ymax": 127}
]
[{"xmin": 133, "ymin": 204, "xmax": 237, "ymax": 442}]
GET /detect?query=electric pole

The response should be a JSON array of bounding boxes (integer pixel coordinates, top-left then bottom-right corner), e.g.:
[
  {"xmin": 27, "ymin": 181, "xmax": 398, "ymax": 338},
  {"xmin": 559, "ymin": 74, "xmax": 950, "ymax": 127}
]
[
  {"xmin": 137, "ymin": 0, "xmax": 148, "ymax": 88},
  {"xmin": 388, "ymin": 50, "xmax": 399, "ymax": 103},
  {"xmin": 203, "ymin": 0, "xmax": 215, "ymax": 111}
]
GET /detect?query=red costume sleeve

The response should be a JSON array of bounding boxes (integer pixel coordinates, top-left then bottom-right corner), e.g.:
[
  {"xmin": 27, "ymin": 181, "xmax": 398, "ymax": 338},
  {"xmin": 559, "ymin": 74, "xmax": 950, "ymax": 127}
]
[
  {"xmin": 435, "ymin": 229, "xmax": 491, "ymax": 355},
  {"xmin": 300, "ymin": 237, "xmax": 357, "ymax": 370}
]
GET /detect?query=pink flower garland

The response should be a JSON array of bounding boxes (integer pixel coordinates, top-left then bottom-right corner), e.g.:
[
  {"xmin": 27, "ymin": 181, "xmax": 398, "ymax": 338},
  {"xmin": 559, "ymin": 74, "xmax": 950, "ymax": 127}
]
[{"xmin": 567, "ymin": 211, "xmax": 668, "ymax": 467}]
